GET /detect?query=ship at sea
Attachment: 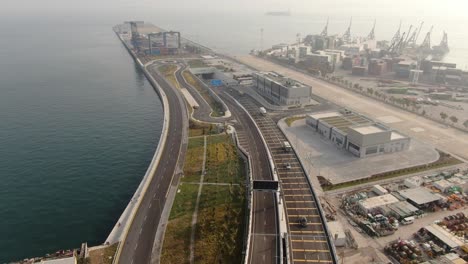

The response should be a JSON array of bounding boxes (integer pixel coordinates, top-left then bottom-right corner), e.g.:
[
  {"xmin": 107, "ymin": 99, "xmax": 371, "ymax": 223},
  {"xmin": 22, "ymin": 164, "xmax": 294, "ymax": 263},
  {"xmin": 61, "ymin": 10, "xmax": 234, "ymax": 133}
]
[{"xmin": 265, "ymin": 10, "xmax": 291, "ymax": 16}]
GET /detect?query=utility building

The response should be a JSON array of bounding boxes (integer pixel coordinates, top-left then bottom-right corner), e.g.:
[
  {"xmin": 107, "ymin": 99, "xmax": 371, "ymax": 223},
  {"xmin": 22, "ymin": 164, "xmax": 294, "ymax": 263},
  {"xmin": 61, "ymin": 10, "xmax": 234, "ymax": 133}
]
[
  {"xmin": 252, "ymin": 71, "xmax": 312, "ymax": 106},
  {"xmin": 306, "ymin": 110, "xmax": 410, "ymax": 158}
]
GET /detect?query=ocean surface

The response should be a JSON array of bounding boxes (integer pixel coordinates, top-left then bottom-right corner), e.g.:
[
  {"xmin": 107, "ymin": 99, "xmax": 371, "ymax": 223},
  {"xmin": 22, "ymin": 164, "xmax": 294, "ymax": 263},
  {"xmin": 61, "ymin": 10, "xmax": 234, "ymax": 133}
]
[{"xmin": 0, "ymin": 9, "xmax": 467, "ymax": 262}]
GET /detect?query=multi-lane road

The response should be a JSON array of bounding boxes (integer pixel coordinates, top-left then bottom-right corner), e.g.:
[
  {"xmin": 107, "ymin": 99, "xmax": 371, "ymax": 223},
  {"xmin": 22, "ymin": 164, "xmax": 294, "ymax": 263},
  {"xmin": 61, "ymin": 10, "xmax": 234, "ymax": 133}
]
[
  {"xmin": 117, "ymin": 63, "xmax": 188, "ymax": 264},
  {"xmin": 218, "ymin": 92, "xmax": 280, "ymax": 264}
]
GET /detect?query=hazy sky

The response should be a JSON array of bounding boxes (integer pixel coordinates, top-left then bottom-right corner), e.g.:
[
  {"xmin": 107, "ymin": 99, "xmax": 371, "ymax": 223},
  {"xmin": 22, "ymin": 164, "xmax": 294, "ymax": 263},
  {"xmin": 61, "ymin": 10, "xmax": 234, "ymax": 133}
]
[{"xmin": 3, "ymin": 0, "xmax": 468, "ymax": 19}]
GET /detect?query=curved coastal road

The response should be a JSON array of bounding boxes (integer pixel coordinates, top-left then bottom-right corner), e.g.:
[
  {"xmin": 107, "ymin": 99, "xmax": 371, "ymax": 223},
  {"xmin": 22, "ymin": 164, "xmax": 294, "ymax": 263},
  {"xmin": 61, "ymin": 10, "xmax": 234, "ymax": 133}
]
[{"xmin": 117, "ymin": 63, "xmax": 187, "ymax": 264}]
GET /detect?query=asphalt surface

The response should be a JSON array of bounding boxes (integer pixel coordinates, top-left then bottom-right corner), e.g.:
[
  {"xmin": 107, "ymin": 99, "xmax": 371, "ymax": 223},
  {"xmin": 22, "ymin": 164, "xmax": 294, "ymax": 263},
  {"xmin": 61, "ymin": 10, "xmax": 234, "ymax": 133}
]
[
  {"xmin": 175, "ymin": 67, "xmax": 230, "ymax": 123},
  {"xmin": 218, "ymin": 91, "xmax": 280, "ymax": 264},
  {"xmin": 117, "ymin": 64, "xmax": 187, "ymax": 264},
  {"xmin": 233, "ymin": 94, "xmax": 336, "ymax": 264}
]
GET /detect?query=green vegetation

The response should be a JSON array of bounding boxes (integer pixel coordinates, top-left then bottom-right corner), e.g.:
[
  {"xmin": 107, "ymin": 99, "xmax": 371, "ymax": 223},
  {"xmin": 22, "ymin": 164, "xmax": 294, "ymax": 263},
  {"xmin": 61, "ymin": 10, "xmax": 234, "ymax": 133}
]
[
  {"xmin": 158, "ymin": 64, "xmax": 179, "ymax": 88},
  {"xmin": 386, "ymin": 88, "xmax": 408, "ymax": 94},
  {"xmin": 188, "ymin": 120, "xmax": 218, "ymax": 137},
  {"xmin": 183, "ymin": 70, "xmax": 224, "ymax": 117},
  {"xmin": 285, "ymin": 115, "xmax": 306, "ymax": 127},
  {"xmin": 203, "ymin": 134, "xmax": 245, "ymax": 184},
  {"xmin": 86, "ymin": 243, "xmax": 119, "ymax": 264},
  {"xmin": 161, "ymin": 134, "xmax": 246, "ymax": 264},
  {"xmin": 194, "ymin": 185, "xmax": 245, "ymax": 263},
  {"xmin": 187, "ymin": 59, "xmax": 208, "ymax": 68},
  {"xmin": 161, "ymin": 184, "xmax": 198, "ymax": 263},
  {"xmin": 322, "ymin": 151, "xmax": 462, "ymax": 191}
]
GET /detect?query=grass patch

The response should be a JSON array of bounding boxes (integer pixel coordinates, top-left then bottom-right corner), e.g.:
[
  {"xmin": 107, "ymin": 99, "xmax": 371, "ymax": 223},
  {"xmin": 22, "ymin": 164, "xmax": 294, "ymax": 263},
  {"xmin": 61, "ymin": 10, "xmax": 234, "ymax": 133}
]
[
  {"xmin": 162, "ymin": 133, "xmax": 247, "ymax": 264},
  {"xmin": 189, "ymin": 120, "xmax": 218, "ymax": 137},
  {"xmin": 322, "ymin": 151, "xmax": 463, "ymax": 191},
  {"xmin": 182, "ymin": 137, "xmax": 205, "ymax": 182},
  {"xmin": 204, "ymin": 134, "xmax": 245, "ymax": 184},
  {"xmin": 194, "ymin": 185, "xmax": 245, "ymax": 264},
  {"xmin": 285, "ymin": 115, "xmax": 306, "ymax": 127},
  {"xmin": 182, "ymin": 71, "xmax": 224, "ymax": 117},
  {"xmin": 188, "ymin": 59, "xmax": 208, "ymax": 68},
  {"xmin": 87, "ymin": 243, "xmax": 118, "ymax": 264},
  {"xmin": 158, "ymin": 64, "xmax": 179, "ymax": 88}
]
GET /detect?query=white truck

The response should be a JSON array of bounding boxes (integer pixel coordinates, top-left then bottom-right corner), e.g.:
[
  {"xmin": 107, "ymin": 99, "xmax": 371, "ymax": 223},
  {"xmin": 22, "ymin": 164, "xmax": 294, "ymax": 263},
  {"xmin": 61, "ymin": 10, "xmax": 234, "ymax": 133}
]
[
  {"xmin": 283, "ymin": 141, "xmax": 292, "ymax": 152},
  {"xmin": 259, "ymin": 107, "xmax": 267, "ymax": 115}
]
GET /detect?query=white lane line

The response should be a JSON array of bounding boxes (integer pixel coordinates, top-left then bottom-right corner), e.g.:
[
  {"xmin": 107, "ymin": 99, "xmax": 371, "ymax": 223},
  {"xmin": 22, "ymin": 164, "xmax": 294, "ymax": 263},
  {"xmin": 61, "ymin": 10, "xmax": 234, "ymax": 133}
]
[
  {"xmin": 134, "ymin": 243, "xmax": 138, "ymax": 250},
  {"xmin": 139, "ymin": 228, "xmax": 143, "ymax": 235},
  {"xmin": 149, "ymin": 202, "xmax": 152, "ymax": 208},
  {"xmin": 144, "ymin": 215, "xmax": 147, "ymax": 222}
]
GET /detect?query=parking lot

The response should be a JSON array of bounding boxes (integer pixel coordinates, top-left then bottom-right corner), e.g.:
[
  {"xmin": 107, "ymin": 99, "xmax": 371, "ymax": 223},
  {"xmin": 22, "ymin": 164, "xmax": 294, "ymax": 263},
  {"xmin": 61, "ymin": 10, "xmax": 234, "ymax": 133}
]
[{"xmin": 279, "ymin": 118, "xmax": 440, "ymax": 185}]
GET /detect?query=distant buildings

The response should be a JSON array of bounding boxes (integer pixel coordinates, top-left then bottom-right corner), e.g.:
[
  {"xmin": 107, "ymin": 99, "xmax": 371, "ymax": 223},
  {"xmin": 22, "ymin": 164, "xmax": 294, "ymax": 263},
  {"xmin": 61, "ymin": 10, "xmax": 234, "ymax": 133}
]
[
  {"xmin": 306, "ymin": 110, "xmax": 410, "ymax": 158},
  {"xmin": 252, "ymin": 71, "xmax": 312, "ymax": 106}
]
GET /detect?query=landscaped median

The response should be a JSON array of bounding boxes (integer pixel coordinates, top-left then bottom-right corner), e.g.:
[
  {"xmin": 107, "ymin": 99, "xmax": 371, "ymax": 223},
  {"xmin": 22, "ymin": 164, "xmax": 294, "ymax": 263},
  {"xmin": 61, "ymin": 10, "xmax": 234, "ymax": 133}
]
[
  {"xmin": 182, "ymin": 70, "xmax": 224, "ymax": 117},
  {"xmin": 161, "ymin": 133, "xmax": 247, "ymax": 264},
  {"xmin": 158, "ymin": 64, "xmax": 179, "ymax": 88}
]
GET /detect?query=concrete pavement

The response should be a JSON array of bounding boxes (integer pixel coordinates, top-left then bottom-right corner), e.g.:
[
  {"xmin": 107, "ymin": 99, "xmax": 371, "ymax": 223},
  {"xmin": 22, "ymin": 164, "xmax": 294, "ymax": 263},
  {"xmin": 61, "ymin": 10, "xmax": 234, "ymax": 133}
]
[{"xmin": 237, "ymin": 55, "xmax": 468, "ymax": 162}]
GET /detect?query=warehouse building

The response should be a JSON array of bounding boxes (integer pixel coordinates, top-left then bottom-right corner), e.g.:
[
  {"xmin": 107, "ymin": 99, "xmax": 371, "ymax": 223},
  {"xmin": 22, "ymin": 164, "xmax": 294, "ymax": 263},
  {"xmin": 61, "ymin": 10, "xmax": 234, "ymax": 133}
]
[
  {"xmin": 306, "ymin": 110, "xmax": 411, "ymax": 158},
  {"xmin": 399, "ymin": 187, "xmax": 441, "ymax": 209},
  {"xmin": 422, "ymin": 224, "xmax": 465, "ymax": 250},
  {"xmin": 252, "ymin": 71, "xmax": 312, "ymax": 106},
  {"xmin": 358, "ymin": 193, "xmax": 399, "ymax": 213}
]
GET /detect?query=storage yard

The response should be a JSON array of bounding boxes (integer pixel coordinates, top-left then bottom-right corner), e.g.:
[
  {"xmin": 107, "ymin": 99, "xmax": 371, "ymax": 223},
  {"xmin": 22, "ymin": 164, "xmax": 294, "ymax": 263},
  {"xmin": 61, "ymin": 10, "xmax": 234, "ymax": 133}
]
[
  {"xmin": 262, "ymin": 19, "xmax": 468, "ymax": 132},
  {"xmin": 323, "ymin": 167, "xmax": 468, "ymax": 262}
]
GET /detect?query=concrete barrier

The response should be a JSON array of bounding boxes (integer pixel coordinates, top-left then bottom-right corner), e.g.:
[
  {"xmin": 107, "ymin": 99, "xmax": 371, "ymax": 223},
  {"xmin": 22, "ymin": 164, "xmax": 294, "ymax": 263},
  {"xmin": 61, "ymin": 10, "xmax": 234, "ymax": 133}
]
[
  {"xmin": 110, "ymin": 32, "xmax": 171, "ymax": 264},
  {"xmin": 225, "ymin": 93, "xmax": 284, "ymax": 264},
  {"xmin": 277, "ymin": 118, "xmax": 338, "ymax": 263}
]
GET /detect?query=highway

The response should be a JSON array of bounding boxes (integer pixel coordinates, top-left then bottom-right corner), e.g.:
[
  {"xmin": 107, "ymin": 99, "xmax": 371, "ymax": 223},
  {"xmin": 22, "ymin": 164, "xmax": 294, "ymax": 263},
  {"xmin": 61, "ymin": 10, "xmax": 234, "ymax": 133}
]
[
  {"xmin": 234, "ymin": 94, "xmax": 335, "ymax": 264},
  {"xmin": 117, "ymin": 63, "xmax": 188, "ymax": 264},
  {"xmin": 218, "ymin": 91, "xmax": 280, "ymax": 263}
]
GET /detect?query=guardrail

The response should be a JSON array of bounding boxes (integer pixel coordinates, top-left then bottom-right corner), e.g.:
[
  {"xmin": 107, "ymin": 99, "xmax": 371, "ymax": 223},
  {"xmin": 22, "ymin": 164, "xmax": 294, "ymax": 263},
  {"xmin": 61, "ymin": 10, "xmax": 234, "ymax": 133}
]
[
  {"xmin": 277, "ymin": 119, "xmax": 338, "ymax": 264},
  {"xmin": 111, "ymin": 32, "xmax": 171, "ymax": 264},
  {"xmin": 229, "ymin": 126, "xmax": 254, "ymax": 264},
  {"xmin": 226, "ymin": 93, "xmax": 284, "ymax": 264}
]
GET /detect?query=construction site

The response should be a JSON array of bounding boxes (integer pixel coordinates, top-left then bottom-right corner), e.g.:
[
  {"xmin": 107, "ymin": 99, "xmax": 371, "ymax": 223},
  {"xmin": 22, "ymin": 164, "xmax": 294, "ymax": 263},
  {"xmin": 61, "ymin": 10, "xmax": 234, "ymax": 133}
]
[{"xmin": 323, "ymin": 166, "xmax": 468, "ymax": 263}]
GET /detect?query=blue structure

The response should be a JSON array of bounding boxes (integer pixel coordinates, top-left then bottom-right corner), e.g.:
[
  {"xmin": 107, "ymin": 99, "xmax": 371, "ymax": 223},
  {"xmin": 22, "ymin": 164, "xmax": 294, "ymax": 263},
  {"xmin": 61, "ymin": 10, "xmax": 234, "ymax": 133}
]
[{"xmin": 210, "ymin": 79, "xmax": 223, "ymax": 87}]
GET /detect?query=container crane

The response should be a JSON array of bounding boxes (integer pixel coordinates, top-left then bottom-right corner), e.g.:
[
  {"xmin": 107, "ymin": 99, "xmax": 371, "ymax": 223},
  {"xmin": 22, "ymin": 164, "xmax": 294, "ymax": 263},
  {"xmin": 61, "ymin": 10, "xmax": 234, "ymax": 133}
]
[
  {"xmin": 342, "ymin": 17, "xmax": 352, "ymax": 43},
  {"xmin": 367, "ymin": 19, "xmax": 376, "ymax": 40},
  {"xmin": 320, "ymin": 17, "xmax": 329, "ymax": 37}
]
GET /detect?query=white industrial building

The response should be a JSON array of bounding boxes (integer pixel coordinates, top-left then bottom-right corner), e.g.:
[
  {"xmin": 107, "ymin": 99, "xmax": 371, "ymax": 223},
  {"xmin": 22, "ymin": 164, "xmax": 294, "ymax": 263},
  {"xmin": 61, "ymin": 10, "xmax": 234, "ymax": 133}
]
[
  {"xmin": 252, "ymin": 71, "xmax": 312, "ymax": 106},
  {"xmin": 399, "ymin": 187, "xmax": 441, "ymax": 208},
  {"xmin": 358, "ymin": 193, "xmax": 399, "ymax": 213},
  {"xmin": 306, "ymin": 110, "xmax": 410, "ymax": 158},
  {"xmin": 327, "ymin": 221, "xmax": 346, "ymax": 247}
]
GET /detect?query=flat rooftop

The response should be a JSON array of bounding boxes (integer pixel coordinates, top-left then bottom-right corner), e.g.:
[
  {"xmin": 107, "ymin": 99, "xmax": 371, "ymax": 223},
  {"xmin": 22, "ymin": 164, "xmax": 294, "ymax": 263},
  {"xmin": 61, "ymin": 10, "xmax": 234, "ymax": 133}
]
[
  {"xmin": 352, "ymin": 124, "xmax": 386, "ymax": 135},
  {"xmin": 425, "ymin": 224, "xmax": 464, "ymax": 249},
  {"xmin": 255, "ymin": 71, "xmax": 307, "ymax": 89},
  {"xmin": 359, "ymin": 193, "xmax": 399, "ymax": 209},
  {"xmin": 399, "ymin": 187, "xmax": 441, "ymax": 205},
  {"xmin": 317, "ymin": 112, "xmax": 371, "ymax": 134},
  {"xmin": 391, "ymin": 131, "xmax": 406, "ymax": 140},
  {"xmin": 308, "ymin": 111, "xmax": 341, "ymax": 120}
]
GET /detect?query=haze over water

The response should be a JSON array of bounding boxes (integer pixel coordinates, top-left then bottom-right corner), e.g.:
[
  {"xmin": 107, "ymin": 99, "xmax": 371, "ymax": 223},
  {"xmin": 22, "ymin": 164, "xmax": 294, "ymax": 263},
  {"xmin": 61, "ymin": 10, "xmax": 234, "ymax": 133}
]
[{"xmin": 1, "ymin": 1, "xmax": 468, "ymax": 261}]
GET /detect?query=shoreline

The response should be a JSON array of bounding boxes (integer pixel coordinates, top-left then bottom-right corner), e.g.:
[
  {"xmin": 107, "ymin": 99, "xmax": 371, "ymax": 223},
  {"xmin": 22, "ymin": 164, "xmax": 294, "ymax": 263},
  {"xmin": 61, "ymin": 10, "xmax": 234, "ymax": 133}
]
[{"xmin": 105, "ymin": 29, "xmax": 171, "ymax": 248}]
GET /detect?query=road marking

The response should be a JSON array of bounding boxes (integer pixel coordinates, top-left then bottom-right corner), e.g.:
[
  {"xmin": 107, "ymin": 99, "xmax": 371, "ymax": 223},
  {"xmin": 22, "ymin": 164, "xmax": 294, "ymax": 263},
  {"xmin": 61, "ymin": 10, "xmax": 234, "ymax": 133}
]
[
  {"xmin": 144, "ymin": 215, "xmax": 147, "ymax": 222},
  {"xmin": 291, "ymin": 239, "xmax": 327, "ymax": 243},
  {"xmin": 139, "ymin": 228, "xmax": 143, "ymax": 235},
  {"xmin": 290, "ymin": 230, "xmax": 324, "ymax": 234},
  {"xmin": 293, "ymin": 259, "xmax": 333, "ymax": 263},
  {"xmin": 149, "ymin": 202, "xmax": 152, "ymax": 208},
  {"xmin": 292, "ymin": 249, "xmax": 330, "ymax": 252},
  {"xmin": 134, "ymin": 243, "xmax": 138, "ymax": 250}
]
